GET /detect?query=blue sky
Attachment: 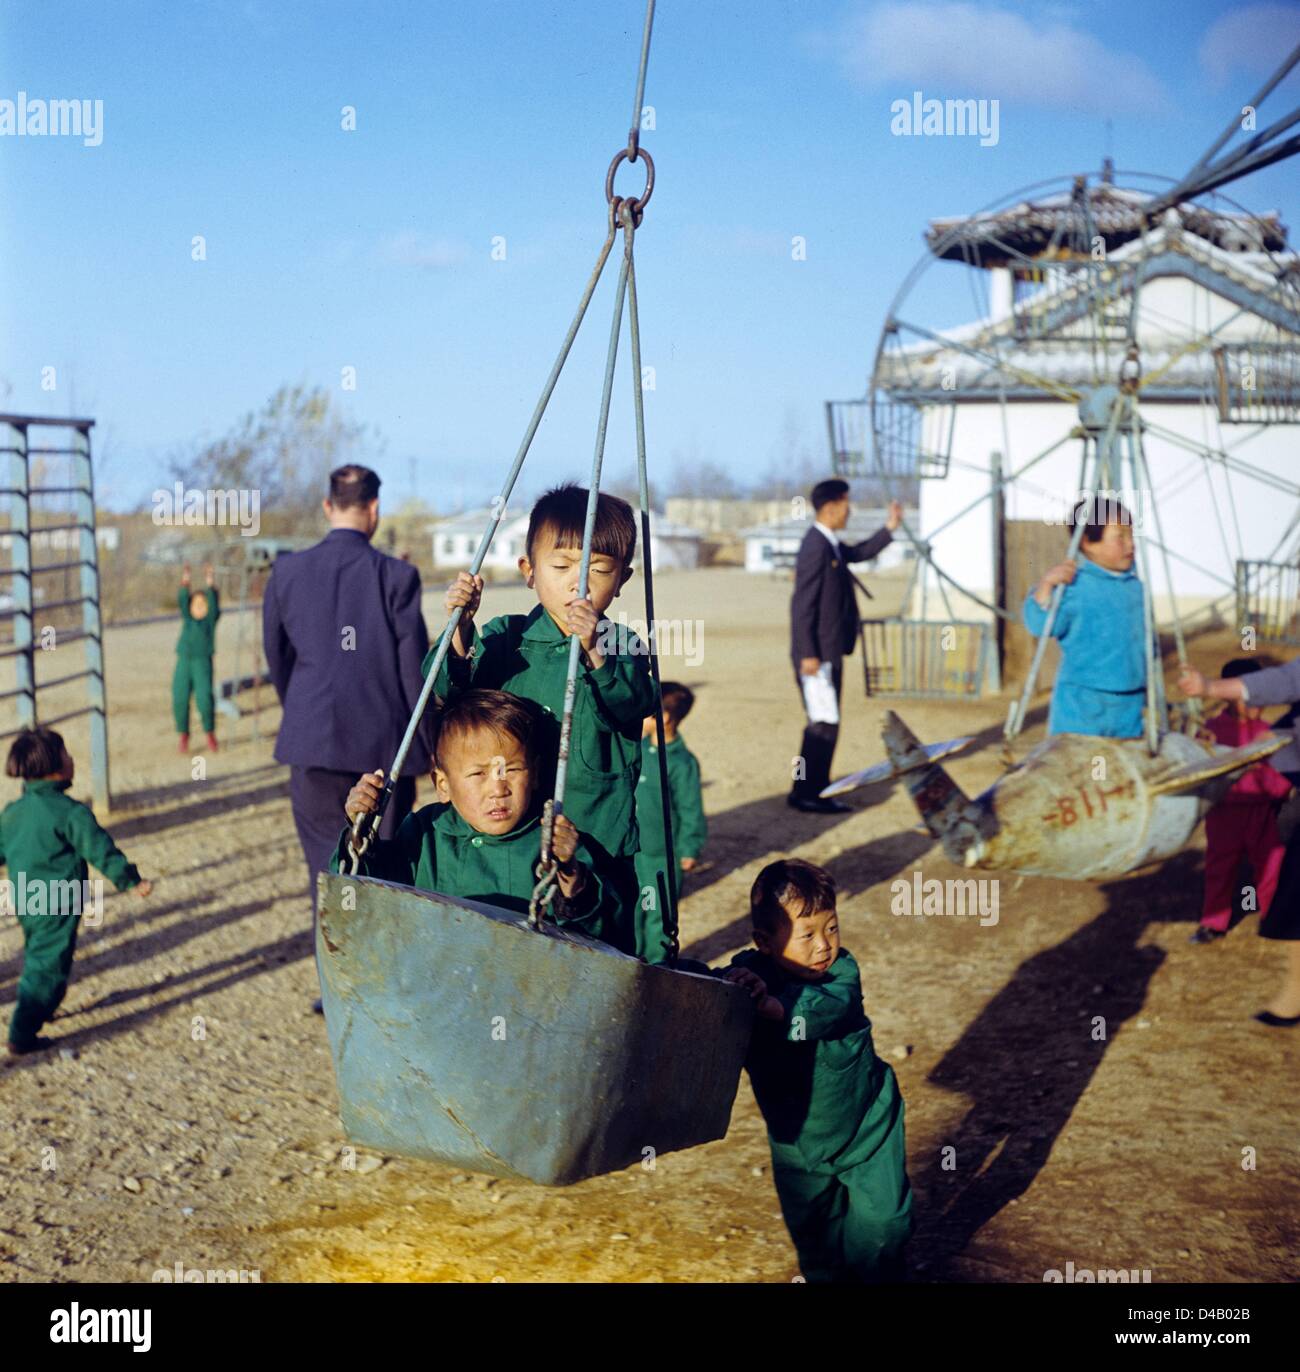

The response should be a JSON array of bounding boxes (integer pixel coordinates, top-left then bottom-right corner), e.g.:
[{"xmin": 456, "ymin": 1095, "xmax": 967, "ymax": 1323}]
[{"xmin": 2, "ymin": 0, "xmax": 1298, "ymax": 512}]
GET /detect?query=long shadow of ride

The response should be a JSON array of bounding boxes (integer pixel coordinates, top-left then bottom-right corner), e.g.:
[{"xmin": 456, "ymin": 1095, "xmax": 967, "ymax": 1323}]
[{"xmin": 909, "ymin": 850, "xmax": 1200, "ymax": 1279}]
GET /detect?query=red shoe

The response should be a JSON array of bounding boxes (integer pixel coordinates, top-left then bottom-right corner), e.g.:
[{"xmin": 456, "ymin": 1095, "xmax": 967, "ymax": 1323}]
[
  {"xmin": 178, "ymin": 734, "xmax": 190, "ymax": 754},
  {"xmin": 206, "ymin": 732, "xmax": 219, "ymax": 752}
]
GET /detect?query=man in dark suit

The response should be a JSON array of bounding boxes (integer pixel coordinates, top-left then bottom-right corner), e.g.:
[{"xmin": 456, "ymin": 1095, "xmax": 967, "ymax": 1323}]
[
  {"xmin": 788, "ymin": 481, "xmax": 902, "ymax": 813},
  {"xmin": 263, "ymin": 465, "xmax": 431, "ymax": 987}
]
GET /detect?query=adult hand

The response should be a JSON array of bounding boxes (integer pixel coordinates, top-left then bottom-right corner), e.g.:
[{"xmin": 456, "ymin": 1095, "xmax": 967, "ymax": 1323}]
[
  {"xmin": 799, "ymin": 656, "xmax": 821, "ymax": 677},
  {"xmin": 885, "ymin": 499, "xmax": 904, "ymax": 532},
  {"xmin": 1178, "ymin": 665, "xmax": 1207, "ymax": 698}
]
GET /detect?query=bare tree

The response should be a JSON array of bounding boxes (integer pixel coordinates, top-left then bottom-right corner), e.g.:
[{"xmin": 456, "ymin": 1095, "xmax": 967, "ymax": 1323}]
[{"xmin": 167, "ymin": 384, "xmax": 381, "ymax": 533}]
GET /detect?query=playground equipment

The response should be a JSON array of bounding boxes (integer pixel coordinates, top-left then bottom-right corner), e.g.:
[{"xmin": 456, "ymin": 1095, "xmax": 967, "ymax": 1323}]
[
  {"xmin": 882, "ymin": 709, "xmax": 1286, "ymax": 883},
  {"xmin": 830, "ymin": 43, "xmax": 1300, "ymax": 714},
  {"xmin": 0, "ymin": 414, "xmax": 109, "ymax": 810},
  {"xmin": 318, "ymin": 0, "xmax": 754, "ymax": 1186}
]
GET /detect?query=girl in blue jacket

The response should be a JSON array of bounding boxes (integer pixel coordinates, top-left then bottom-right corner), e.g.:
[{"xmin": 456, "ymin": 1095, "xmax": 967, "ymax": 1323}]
[{"xmin": 1023, "ymin": 503, "xmax": 1148, "ymax": 738}]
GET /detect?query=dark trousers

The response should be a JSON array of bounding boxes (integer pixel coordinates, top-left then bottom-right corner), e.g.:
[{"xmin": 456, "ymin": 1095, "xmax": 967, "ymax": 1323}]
[
  {"xmin": 289, "ymin": 766, "xmax": 416, "ymax": 916},
  {"xmin": 172, "ymin": 655, "xmax": 215, "ymax": 733},
  {"xmin": 8, "ymin": 912, "xmax": 79, "ymax": 1048},
  {"xmin": 791, "ymin": 659, "xmax": 843, "ymax": 801}
]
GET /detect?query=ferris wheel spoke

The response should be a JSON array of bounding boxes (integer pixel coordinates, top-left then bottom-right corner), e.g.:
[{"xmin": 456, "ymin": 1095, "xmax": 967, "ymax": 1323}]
[
  {"xmin": 887, "ymin": 315, "xmax": 1079, "ymax": 402},
  {"xmin": 923, "ymin": 431, "xmax": 1075, "ymax": 542},
  {"xmin": 1137, "ymin": 416, "xmax": 1300, "ymax": 497}
]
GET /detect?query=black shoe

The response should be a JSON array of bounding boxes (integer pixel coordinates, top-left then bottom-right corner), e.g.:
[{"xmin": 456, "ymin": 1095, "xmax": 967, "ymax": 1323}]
[
  {"xmin": 6, "ymin": 1036, "xmax": 55, "ymax": 1056},
  {"xmin": 1189, "ymin": 926, "xmax": 1226, "ymax": 945},
  {"xmin": 311, "ymin": 998, "xmax": 324, "ymax": 1015},
  {"xmin": 1254, "ymin": 1009, "xmax": 1300, "ymax": 1027},
  {"xmin": 787, "ymin": 795, "xmax": 852, "ymax": 815}
]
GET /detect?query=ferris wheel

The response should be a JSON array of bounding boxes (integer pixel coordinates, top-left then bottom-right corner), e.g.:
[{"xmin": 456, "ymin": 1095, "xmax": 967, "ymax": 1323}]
[{"xmin": 828, "ymin": 45, "xmax": 1300, "ymax": 738}]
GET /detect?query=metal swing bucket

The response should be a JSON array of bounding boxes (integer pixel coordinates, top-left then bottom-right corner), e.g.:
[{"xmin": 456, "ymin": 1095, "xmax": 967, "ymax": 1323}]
[{"xmin": 315, "ymin": 872, "xmax": 755, "ymax": 1186}]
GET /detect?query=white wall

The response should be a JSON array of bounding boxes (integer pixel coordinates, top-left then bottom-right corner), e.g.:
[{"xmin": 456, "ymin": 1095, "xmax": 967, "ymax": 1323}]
[{"xmin": 915, "ymin": 398, "xmax": 1299, "ymax": 623}]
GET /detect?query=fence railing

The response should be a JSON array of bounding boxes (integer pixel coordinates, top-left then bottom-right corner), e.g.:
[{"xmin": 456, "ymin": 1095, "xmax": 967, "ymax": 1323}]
[
  {"xmin": 1236, "ymin": 558, "xmax": 1300, "ymax": 645},
  {"xmin": 859, "ymin": 616, "xmax": 991, "ymax": 699}
]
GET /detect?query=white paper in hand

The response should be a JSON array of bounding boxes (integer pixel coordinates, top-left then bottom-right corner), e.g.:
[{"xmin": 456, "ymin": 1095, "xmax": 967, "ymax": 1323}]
[{"xmin": 801, "ymin": 662, "xmax": 839, "ymax": 726}]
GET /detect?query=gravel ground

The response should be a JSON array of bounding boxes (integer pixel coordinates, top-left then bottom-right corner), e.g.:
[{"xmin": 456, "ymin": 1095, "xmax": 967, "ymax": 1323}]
[{"xmin": 1, "ymin": 567, "xmax": 1295, "ymax": 1283}]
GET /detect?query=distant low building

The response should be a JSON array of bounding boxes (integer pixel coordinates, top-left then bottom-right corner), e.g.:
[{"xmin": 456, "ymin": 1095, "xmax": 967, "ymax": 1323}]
[
  {"xmin": 740, "ymin": 508, "xmax": 918, "ymax": 574},
  {"xmin": 632, "ymin": 514, "xmax": 702, "ymax": 572},
  {"xmin": 429, "ymin": 508, "xmax": 530, "ymax": 574},
  {"xmin": 0, "ymin": 526, "xmax": 120, "ymax": 553},
  {"xmin": 431, "ymin": 507, "xmax": 703, "ymax": 575}
]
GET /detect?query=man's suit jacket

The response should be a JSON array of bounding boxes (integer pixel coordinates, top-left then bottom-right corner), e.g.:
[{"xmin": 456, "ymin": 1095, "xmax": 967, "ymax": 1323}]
[
  {"xmin": 262, "ymin": 528, "xmax": 431, "ymax": 775},
  {"xmin": 789, "ymin": 525, "xmax": 892, "ymax": 667}
]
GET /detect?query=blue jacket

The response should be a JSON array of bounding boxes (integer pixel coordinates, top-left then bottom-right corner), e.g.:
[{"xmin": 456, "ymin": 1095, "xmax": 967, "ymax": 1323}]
[
  {"xmin": 262, "ymin": 529, "xmax": 431, "ymax": 774},
  {"xmin": 1023, "ymin": 558, "xmax": 1148, "ymax": 736}
]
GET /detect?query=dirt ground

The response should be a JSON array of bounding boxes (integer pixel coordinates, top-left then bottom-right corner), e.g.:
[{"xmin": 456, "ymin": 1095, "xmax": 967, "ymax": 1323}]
[{"xmin": 1, "ymin": 565, "xmax": 1296, "ymax": 1284}]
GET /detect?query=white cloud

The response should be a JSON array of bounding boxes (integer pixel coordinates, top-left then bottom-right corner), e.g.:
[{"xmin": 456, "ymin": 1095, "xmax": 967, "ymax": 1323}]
[
  {"xmin": 822, "ymin": 1, "xmax": 1171, "ymax": 116},
  {"xmin": 378, "ymin": 231, "xmax": 470, "ymax": 269},
  {"xmin": 1199, "ymin": 3, "xmax": 1300, "ymax": 87}
]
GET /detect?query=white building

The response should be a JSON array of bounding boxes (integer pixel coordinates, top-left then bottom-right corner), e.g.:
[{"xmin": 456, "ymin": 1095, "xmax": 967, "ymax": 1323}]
[
  {"xmin": 0, "ymin": 526, "xmax": 119, "ymax": 553},
  {"xmin": 430, "ymin": 507, "xmax": 702, "ymax": 574},
  {"xmin": 741, "ymin": 509, "xmax": 917, "ymax": 574},
  {"xmin": 871, "ymin": 190, "xmax": 1300, "ymax": 629},
  {"xmin": 633, "ymin": 513, "xmax": 702, "ymax": 572},
  {"xmin": 429, "ymin": 508, "xmax": 530, "ymax": 575}
]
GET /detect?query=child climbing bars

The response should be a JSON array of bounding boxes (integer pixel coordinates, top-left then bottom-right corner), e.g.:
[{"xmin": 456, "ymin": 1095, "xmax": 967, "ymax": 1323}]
[{"xmin": 174, "ymin": 562, "xmax": 221, "ymax": 753}]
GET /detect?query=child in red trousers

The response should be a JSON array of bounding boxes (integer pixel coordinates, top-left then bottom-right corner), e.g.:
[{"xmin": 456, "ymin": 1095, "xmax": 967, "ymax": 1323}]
[{"xmin": 1192, "ymin": 658, "xmax": 1292, "ymax": 944}]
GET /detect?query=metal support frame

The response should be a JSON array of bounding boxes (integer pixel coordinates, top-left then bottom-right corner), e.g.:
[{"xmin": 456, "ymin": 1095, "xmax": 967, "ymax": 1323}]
[{"xmin": 0, "ymin": 414, "xmax": 109, "ymax": 810}]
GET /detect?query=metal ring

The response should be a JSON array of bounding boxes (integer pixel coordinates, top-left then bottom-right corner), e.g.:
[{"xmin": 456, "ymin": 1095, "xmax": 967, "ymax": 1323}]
[{"xmin": 605, "ymin": 146, "xmax": 654, "ymax": 218}]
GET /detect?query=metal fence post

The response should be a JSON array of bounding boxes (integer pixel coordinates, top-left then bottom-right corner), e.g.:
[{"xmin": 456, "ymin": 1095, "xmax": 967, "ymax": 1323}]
[
  {"xmin": 8, "ymin": 421, "xmax": 34, "ymax": 728},
  {"xmin": 75, "ymin": 424, "xmax": 110, "ymax": 811}
]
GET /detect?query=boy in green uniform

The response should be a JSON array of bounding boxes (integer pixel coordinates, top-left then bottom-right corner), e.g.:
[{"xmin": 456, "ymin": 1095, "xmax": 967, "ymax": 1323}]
[
  {"xmin": 633, "ymin": 681, "xmax": 707, "ymax": 964},
  {"xmin": 173, "ymin": 562, "xmax": 220, "ymax": 753},
  {"xmin": 331, "ymin": 689, "xmax": 630, "ymax": 951},
  {"xmin": 431, "ymin": 484, "xmax": 656, "ymax": 930},
  {"xmin": 725, "ymin": 858, "xmax": 914, "ymax": 1282},
  {"xmin": 3, "ymin": 727, "xmax": 152, "ymax": 1055}
]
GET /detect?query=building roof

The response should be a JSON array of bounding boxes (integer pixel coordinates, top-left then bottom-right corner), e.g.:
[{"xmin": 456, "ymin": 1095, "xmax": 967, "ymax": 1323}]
[
  {"xmin": 878, "ymin": 208, "xmax": 1300, "ymax": 401},
  {"xmin": 926, "ymin": 182, "xmax": 1289, "ymax": 263},
  {"xmin": 429, "ymin": 509, "xmax": 530, "ymax": 538}
]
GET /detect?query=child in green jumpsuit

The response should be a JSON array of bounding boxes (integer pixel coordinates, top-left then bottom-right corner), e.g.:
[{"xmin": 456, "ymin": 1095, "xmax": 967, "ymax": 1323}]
[
  {"xmin": 331, "ymin": 689, "xmax": 631, "ymax": 952},
  {"xmin": 634, "ymin": 681, "xmax": 706, "ymax": 964},
  {"xmin": 431, "ymin": 484, "xmax": 656, "ymax": 932},
  {"xmin": 173, "ymin": 562, "xmax": 220, "ymax": 752},
  {"xmin": 3, "ymin": 727, "xmax": 152, "ymax": 1054},
  {"xmin": 725, "ymin": 858, "xmax": 914, "ymax": 1282}
]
